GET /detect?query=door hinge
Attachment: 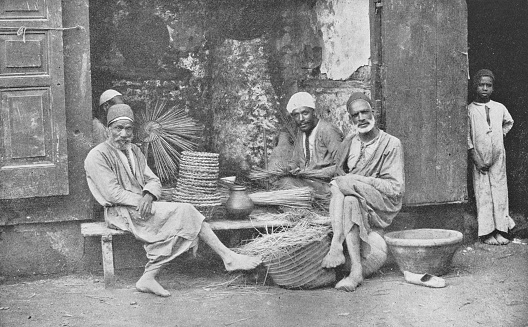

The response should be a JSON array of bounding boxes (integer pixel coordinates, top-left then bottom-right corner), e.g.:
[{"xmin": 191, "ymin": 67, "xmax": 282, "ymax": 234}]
[{"xmin": 374, "ymin": 0, "xmax": 383, "ymax": 13}]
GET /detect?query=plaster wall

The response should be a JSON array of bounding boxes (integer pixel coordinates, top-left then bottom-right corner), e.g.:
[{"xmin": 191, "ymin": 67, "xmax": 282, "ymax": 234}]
[{"xmin": 316, "ymin": 0, "xmax": 371, "ymax": 80}]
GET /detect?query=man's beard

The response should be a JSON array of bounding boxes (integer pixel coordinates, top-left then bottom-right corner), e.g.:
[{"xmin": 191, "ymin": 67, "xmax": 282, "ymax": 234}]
[{"xmin": 356, "ymin": 116, "xmax": 375, "ymax": 134}]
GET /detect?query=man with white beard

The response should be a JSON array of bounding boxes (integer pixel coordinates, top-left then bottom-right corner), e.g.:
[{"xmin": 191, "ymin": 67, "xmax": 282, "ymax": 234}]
[{"xmin": 321, "ymin": 92, "xmax": 405, "ymax": 291}]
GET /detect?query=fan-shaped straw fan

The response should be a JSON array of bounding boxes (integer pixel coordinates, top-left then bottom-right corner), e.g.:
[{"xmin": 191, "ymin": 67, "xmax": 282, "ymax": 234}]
[{"xmin": 137, "ymin": 99, "xmax": 204, "ymax": 183}]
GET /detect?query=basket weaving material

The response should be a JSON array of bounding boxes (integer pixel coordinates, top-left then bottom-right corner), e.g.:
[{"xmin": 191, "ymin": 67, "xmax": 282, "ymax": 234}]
[
  {"xmin": 265, "ymin": 235, "xmax": 336, "ymax": 289},
  {"xmin": 173, "ymin": 151, "xmax": 222, "ymax": 216}
]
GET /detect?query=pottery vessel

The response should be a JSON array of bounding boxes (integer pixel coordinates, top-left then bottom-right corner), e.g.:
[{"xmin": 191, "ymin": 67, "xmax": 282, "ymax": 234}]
[
  {"xmin": 384, "ymin": 229, "xmax": 463, "ymax": 276},
  {"xmin": 225, "ymin": 186, "xmax": 254, "ymax": 219}
]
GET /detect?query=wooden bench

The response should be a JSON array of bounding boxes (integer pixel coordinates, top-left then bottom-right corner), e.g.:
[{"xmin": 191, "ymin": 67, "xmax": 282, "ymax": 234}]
[{"xmin": 81, "ymin": 219, "xmax": 293, "ymax": 288}]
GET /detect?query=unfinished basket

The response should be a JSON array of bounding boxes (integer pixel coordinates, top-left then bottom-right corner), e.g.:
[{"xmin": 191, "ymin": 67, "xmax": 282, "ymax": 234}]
[
  {"xmin": 265, "ymin": 235, "xmax": 336, "ymax": 289},
  {"xmin": 173, "ymin": 151, "xmax": 222, "ymax": 217}
]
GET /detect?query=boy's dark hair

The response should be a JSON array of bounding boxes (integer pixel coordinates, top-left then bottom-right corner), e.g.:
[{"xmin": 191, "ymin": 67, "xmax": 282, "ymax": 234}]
[{"xmin": 472, "ymin": 69, "xmax": 495, "ymax": 89}]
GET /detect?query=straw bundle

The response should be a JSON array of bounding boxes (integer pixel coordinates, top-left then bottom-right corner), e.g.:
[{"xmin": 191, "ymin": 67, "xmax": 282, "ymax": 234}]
[
  {"xmin": 234, "ymin": 219, "xmax": 331, "ymax": 262},
  {"xmin": 248, "ymin": 187, "xmax": 313, "ymax": 208},
  {"xmin": 247, "ymin": 166, "xmax": 287, "ymax": 181},
  {"xmin": 250, "ymin": 208, "xmax": 330, "ymax": 224},
  {"xmin": 138, "ymin": 98, "xmax": 204, "ymax": 183},
  {"xmin": 297, "ymin": 169, "xmax": 331, "ymax": 180}
]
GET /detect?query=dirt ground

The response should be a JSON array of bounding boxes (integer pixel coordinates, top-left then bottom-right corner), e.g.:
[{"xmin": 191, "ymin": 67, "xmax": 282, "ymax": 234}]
[{"xmin": 1, "ymin": 239, "xmax": 527, "ymax": 327}]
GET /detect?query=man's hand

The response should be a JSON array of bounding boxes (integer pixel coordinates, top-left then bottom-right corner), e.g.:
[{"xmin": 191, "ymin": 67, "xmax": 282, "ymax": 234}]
[
  {"xmin": 137, "ymin": 193, "xmax": 154, "ymax": 219},
  {"xmin": 469, "ymin": 149, "xmax": 489, "ymax": 174},
  {"xmin": 289, "ymin": 167, "xmax": 301, "ymax": 176}
]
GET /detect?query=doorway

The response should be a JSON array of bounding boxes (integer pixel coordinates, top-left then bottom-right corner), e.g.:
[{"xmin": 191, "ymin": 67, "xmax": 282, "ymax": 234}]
[{"xmin": 467, "ymin": 0, "xmax": 528, "ymax": 214}]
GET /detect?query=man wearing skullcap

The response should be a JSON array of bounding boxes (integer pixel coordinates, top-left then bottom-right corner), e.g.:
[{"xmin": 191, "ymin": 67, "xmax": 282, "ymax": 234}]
[
  {"xmin": 321, "ymin": 92, "xmax": 404, "ymax": 292},
  {"xmin": 468, "ymin": 69, "xmax": 514, "ymax": 245},
  {"xmin": 278, "ymin": 91, "xmax": 343, "ymax": 196},
  {"xmin": 84, "ymin": 104, "xmax": 261, "ymax": 297},
  {"xmin": 92, "ymin": 89, "xmax": 125, "ymax": 145}
]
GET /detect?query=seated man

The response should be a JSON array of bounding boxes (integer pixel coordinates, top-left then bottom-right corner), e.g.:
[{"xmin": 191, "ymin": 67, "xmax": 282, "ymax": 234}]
[
  {"xmin": 93, "ymin": 89, "xmax": 125, "ymax": 145},
  {"xmin": 321, "ymin": 92, "xmax": 405, "ymax": 291},
  {"xmin": 277, "ymin": 91, "xmax": 343, "ymax": 196},
  {"xmin": 84, "ymin": 104, "xmax": 261, "ymax": 297}
]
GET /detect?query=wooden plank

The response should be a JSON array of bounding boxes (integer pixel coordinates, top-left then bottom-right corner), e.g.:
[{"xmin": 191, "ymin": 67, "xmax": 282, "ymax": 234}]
[
  {"xmin": 81, "ymin": 222, "xmax": 127, "ymax": 237},
  {"xmin": 101, "ymin": 235, "xmax": 116, "ymax": 288},
  {"xmin": 381, "ymin": 0, "xmax": 468, "ymax": 205},
  {"xmin": 208, "ymin": 219, "xmax": 293, "ymax": 230},
  {"xmin": 382, "ymin": 0, "xmax": 438, "ymax": 205},
  {"xmin": 81, "ymin": 219, "xmax": 294, "ymax": 237},
  {"xmin": 435, "ymin": 0, "xmax": 468, "ymax": 204}
]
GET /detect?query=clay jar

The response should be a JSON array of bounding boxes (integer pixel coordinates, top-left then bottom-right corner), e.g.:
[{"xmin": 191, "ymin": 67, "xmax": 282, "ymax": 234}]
[{"xmin": 225, "ymin": 186, "xmax": 254, "ymax": 219}]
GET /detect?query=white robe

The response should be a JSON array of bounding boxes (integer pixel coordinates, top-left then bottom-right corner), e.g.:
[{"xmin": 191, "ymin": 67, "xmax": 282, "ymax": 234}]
[
  {"xmin": 468, "ymin": 100, "xmax": 515, "ymax": 236},
  {"xmin": 84, "ymin": 141, "xmax": 204, "ymax": 271}
]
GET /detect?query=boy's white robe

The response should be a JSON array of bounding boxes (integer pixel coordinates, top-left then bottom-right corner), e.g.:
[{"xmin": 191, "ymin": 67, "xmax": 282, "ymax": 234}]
[{"xmin": 468, "ymin": 100, "xmax": 515, "ymax": 236}]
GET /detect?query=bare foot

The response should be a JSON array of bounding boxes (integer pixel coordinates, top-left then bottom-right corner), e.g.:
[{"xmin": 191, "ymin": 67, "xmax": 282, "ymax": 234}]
[
  {"xmin": 495, "ymin": 233, "xmax": 510, "ymax": 245},
  {"xmin": 482, "ymin": 235, "xmax": 499, "ymax": 245},
  {"xmin": 224, "ymin": 253, "xmax": 262, "ymax": 271},
  {"xmin": 321, "ymin": 244, "xmax": 346, "ymax": 268},
  {"xmin": 136, "ymin": 274, "xmax": 171, "ymax": 297},
  {"xmin": 335, "ymin": 270, "xmax": 363, "ymax": 292}
]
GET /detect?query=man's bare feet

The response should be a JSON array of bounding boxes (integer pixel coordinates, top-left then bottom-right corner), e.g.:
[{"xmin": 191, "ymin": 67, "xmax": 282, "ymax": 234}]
[
  {"xmin": 482, "ymin": 235, "xmax": 499, "ymax": 245},
  {"xmin": 495, "ymin": 233, "xmax": 510, "ymax": 245},
  {"xmin": 321, "ymin": 244, "xmax": 346, "ymax": 268},
  {"xmin": 335, "ymin": 269, "xmax": 363, "ymax": 292},
  {"xmin": 224, "ymin": 253, "xmax": 261, "ymax": 271},
  {"xmin": 136, "ymin": 273, "xmax": 171, "ymax": 297}
]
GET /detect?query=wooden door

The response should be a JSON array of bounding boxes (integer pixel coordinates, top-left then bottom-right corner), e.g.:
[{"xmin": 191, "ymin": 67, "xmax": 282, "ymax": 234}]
[
  {"xmin": 0, "ymin": 0, "xmax": 68, "ymax": 199},
  {"xmin": 376, "ymin": 0, "xmax": 468, "ymax": 205}
]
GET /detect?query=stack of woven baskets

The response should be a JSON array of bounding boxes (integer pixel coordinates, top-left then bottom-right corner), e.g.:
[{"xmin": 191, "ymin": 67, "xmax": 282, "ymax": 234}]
[{"xmin": 172, "ymin": 151, "xmax": 222, "ymax": 218}]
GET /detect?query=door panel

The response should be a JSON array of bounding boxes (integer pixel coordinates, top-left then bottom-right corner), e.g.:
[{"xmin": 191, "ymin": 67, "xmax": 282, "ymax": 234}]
[
  {"xmin": 0, "ymin": 0, "xmax": 68, "ymax": 199},
  {"xmin": 380, "ymin": 0, "xmax": 468, "ymax": 205}
]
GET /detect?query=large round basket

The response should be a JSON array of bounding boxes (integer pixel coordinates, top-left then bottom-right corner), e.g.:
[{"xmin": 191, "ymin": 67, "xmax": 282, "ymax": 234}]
[
  {"xmin": 265, "ymin": 235, "xmax": 336, "ymax": 289},
  {"xmin": 384, "ymin": 229, "xmax": 463, "ymax": 276}
]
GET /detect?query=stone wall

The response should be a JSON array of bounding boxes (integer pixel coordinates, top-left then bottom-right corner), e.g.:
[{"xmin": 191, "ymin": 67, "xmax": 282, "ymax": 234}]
[{"xmin": 90, "ymin": 0, "xmax": 371, "ymax": 177}]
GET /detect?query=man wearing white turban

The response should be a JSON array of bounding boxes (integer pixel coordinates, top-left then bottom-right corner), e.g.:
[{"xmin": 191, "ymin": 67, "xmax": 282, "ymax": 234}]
[{"xmin": 278, "ymin": 91, "xmax": 343, "ymax": 196}]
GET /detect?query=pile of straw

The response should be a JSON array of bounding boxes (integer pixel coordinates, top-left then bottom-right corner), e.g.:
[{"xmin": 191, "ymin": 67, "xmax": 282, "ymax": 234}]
[
  {"xmin": 249, "ymin": 187, "xmax": 313, "ymax": 208},
  {"xmin": 234, "ymin": 219, "xmax": 331, "ymax": 262},
  {"xmin": 138, "ymin": 98, "xmax": 204, "ymax": 182}
]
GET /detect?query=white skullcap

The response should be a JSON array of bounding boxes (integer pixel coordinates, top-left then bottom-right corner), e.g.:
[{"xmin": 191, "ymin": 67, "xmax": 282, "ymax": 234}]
[
  {"xmin": 99, "ymin": 89, "xmax": 122, "ymax": 106},
  {"xmin": 286, "ymin": 92, "xmax": 315, "ymax": 113}
]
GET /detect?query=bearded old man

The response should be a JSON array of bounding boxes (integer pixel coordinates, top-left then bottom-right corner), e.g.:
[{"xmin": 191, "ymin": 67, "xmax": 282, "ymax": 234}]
[
  {"xmin": 84, "ymin": 104, "xmax": 261, "ymax": 297},
  {"xmin": 277, "ymin": 91, "xmax": 343, "ymax": 196},
  {"xmin": 321, "ymin": 92, "xmax": 405, "ymax": 291}
]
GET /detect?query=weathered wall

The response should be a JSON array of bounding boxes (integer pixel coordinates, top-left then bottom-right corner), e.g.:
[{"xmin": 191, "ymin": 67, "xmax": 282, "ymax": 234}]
[
  {"xmin": 210, "ymin": 38, "xmax": 280, "ymax": 173},
  {"xmin": 316, "ymin": 0, "xmax": 370, "ymax": 80},
  {"xmin": 90, "ymin": 0, "xmax": 371, "ymax": 175},
  {"xmin": 0, "ymin": 0, "xmax": 377, "ymax": 277},
  {"xmin": 0, "ymin": 0, "xmax": 93, "ymax": 276}
]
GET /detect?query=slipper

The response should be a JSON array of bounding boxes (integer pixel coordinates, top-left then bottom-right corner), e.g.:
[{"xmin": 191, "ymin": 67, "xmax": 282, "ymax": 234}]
[{"xmin": 403, "ymin": 271, "xmax": 446, "ymax": 288}]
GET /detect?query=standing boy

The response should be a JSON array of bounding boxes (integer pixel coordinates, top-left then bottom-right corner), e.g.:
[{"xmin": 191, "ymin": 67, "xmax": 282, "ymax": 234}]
[{"xmin": 468, "ymin": 69, "xmax": 515, "ymax": 245}]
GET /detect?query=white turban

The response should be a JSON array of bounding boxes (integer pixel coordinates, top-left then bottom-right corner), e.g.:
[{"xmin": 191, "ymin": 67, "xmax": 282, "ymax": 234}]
[
  {"xmin": 99, "ymin": 89, "xmax": 122, "ymax": 106},
  {"xmin": 286, "ymin": 92, "xmax": 315, "ymax": 113}
]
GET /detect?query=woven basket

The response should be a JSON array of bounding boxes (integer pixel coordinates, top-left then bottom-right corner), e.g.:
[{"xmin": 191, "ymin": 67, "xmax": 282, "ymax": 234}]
[{"xmin": 265, "ymin": 235, "xmax": 336, "ymax": 289}]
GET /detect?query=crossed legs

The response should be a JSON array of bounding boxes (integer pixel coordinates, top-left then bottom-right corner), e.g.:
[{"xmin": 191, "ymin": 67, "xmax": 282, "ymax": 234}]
[{"xmin": 321, "ymin": 184, "xmax": 364, "ymax": 291}]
